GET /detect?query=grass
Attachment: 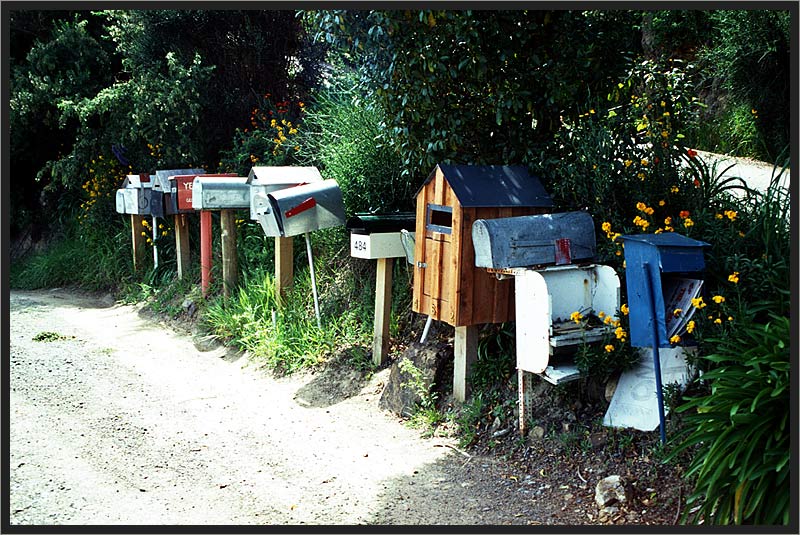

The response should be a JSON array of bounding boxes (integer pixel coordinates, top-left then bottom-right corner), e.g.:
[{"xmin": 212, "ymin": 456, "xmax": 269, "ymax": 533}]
[{"xmin": 10, "ymin": 222, "xmax": 132, "ymax": 291}]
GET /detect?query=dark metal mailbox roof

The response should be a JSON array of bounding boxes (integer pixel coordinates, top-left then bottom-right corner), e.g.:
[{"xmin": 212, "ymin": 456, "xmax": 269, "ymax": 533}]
[
  {"xmin": 418, "ymin": 164, "xmax": 553, "ymax": 208},
  {"xmin": 346, "ymin": 212, "xmax": 416, "ymax": 234}
]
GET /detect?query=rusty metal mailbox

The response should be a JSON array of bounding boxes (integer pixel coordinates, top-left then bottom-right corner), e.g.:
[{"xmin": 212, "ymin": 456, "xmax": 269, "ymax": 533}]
[
  {"xmin": 153, "ymin": 168, "xmax": 206, "ymax": 215},
  {"xmin": 472, "ymin": 211, "xmax": 596, "ymax": 269},
  {"xmin": 247, "ymin": 166, "xmax": 323, "ymax": 221},
  {"xmin": 115, "ymin": 174, "xmax": 155, "ymax": 215},
  {"xmin": 191, "ymin": 175, "xmax": 249, "ymax": 210},
  {"xmin": 253, "ymin": 179, "xmax": 346, "ymax": 238}
]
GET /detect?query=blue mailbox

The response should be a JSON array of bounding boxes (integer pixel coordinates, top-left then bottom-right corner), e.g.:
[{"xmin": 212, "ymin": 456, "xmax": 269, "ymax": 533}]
[
  {"xmin": 621, "ymin": 232, "xmax": 709, "ymax": 443},
  {"xmin": 621, "ymin": 233, "xmax": 710, "ymax": 348}
]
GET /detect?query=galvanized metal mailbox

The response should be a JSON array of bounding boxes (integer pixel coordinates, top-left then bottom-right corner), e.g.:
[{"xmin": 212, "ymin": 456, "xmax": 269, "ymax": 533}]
[
  {"xmin": 253, "ymin": 179, "xmax": 346, "ymax": 238},
  {"xmin": 115, "ymin": 174, "xmax": 154, "ymax": 215},
  {"xmin": 347, "ymin": 213, "xmax": 416, "ymax": 260},
  {"xmin": 153, "ymin": 168, "xmax": 206, "ymax": 215},
  {"xmin": 621, "ymin": 233, "xmax": 710, "ymax": 349},
  {"xmin": 412, "ymin": 164, "xmax": 553, "ymax": 327},
  {"xmin": 248, "ymin": 166, "xmax": 323, "ymax": 221},
  {"xmin": 472, "ymin": 211, "xmax": 595, "ymax": 269},
  {"xmin": 192, "ymin": 175, "xmax": 250, "ymax": 210}
]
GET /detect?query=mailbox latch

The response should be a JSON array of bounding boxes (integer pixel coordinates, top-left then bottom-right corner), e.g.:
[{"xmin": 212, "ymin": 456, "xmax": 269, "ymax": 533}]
[{"xmin": 417, "ymin": 261, "xmax": 427, "ymax": 268}]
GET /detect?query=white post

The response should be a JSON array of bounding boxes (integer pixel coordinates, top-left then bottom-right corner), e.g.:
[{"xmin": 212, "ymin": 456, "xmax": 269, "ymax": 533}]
[{"xmin": 305, "ymin": 232, "xmax": 321, "ymax": 329}]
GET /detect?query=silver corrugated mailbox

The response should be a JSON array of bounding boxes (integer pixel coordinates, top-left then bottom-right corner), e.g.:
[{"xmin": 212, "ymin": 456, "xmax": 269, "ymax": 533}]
[
  {"xmin": 153, "ymin": 168, "xmax": 206, "ymax": 215},
  {"xmin": 253, "ymin": 179, "xmax": 346, "ymax": 238},
  {"xmin": 192, "ymin": 176, "xmax": 250, "ymax": 210},
  {"xmin": 248, "ymin": 166, "xmax": 323, "ymax": 221},
  {"xmin": 115, "ymin": 174, "xmax": 155, "ymax": 215},
  {"xmin": 472, "ymin": 211, "xmax": 596, "ymax": 269}
]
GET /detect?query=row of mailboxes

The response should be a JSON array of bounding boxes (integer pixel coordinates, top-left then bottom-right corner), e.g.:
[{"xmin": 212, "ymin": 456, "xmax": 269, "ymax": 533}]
[{"xmin": 116, "ymin": 167, "xmax": 347, "ymax": 235}]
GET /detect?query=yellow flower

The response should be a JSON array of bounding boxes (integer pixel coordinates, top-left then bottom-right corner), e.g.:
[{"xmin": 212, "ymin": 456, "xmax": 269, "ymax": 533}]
[
  {"xmin": 636, "ymin": 202, "xmax": 647, "ymax": 212},
  {"xmin": 673, "ymin": 308, "xmax": 683, "ymax": 317},
  {"xmin": 670, "ymin": 185, "xmax": 679, "ymax": 193},
  {"xmin": 712, "ymin": 295, "xmax": 725, "ymax": 304},
  {"xmin": 660, "ymin": 100, "xmax": 666, "ymax": 107},
  {"xmin": 714, "ymin": 318, "xmax": 722, "ymax": 324},
  {"xmin": 724, "ymin": 210, "xmax": 737, "ymax": 221},
  {"xmin": 615, "ymin": 327, "xmax": 627, "ymax": 340},
  {"xmin": 658, "ymin": 200, "xmax": 665, "ymax": 206},
  {"xmin": 624, "ymin": 159, "xmax": 633, "ymax": 167},
  {"xmin": 691, "ymin": 297, "xmax": 707, "ymax": 309},
  {"xmin": 683, "ymin": 218, "xmax": 694, "ymax": 228},
  {"xmin": 158, "ymin": 224, "xmax": 164, "ymax": 229},
  {"xmin": 665, "ymin": 225, "xmax": 674, "ymax": 232},
  {"xmin": 161, "ymin": 231, "xmax": 168, "ymax": 237},
  {"xmin": 620, "ymin": 304, "xmax": 629, "ymax": 316},
  {"xmin": 601, "ymin": 221, "xmax": 612, "ymax": 233},
  {"xmin": 641, "ymin": 158, "xmax": 649, "ymax": 166},
  {"xmin": 141, "ymin": 231, "xmax": 147, "ymax": 237},
  {"xmin": 661, "ymin": 131, "xmax": 669, "ymax": 138},
  {"xmin": 728, "ymin": 316, "xmax": 733, "ymax": 321},
  {"xmin": 570, "ymin": 311, "xmax": 584, "ymax": 324},
  {"xmin": 669, "ymin": 335, "xmax": 681, "ymax": 344},
  {"xmin": 728, "ymin": 272, "xmax": 740, "ymax": 284},
  {"xmin": 686, "ymin": 320, "xmax": 695, "ymax": 334},
  {"xmin": 604, "ymin": 345, "xmax": 614, "ymax": 353},
  {"xmin": 598, "ymin": 311, "xmax": 606, "ymax": 318},
  {"xmin": 715, "ymin": 213, "xmax": 724, "ymax": 220},
  {"xmin": 645, "ymin": 207, "xmax": 654, "ymax": 215},
  {"xmin": 638, "ymin": 172, "xmax": 646, "ymax": 180}
]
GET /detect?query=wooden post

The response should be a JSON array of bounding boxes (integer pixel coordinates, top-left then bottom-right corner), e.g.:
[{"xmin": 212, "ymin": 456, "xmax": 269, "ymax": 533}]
[
  {"xmin": 200, "ymin": 210, "xmax": 213, "ymax": 297},
  {"xmin": 275, "ymin": 236, "xmax": 294, "ymax": 303},
  {"xmin": 220, "ymin": 209, "xmax": 238, "ymax": 298},
  {"xmin": 453, "ymin": 324, "xmax": 478, "ymax": 402},
  {"xmin": 130, "ymin": 214, "xmax": 147, "ymax": 273},
  {"xmin": 518, "ymin": 369, "xmax": 534, "ymax": 436},
  {"xmin": 372, "ymin": 257, "xmax": 394, "ymax": 366},
  {"xmin": 174, "ymin": 214, "xmax": 191, "ymax": 280}
]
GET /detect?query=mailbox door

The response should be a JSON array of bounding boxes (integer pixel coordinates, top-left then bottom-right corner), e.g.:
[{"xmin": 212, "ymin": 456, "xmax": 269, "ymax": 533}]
[{"xmin": 267, "ymin": 179, "xmax": 346, "ymax": 237}]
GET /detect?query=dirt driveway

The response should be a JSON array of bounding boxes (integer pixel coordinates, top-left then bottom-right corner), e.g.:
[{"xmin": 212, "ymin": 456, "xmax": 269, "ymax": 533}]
[{"xmin": 8, "ymin": 288, "xmax": 569, "ymax": 527}]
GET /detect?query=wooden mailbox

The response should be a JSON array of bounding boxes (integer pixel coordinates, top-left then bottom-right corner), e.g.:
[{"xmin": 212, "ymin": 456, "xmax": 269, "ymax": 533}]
[{"xmin": 412, "ymin": 164, "xmax": 553, "ymax": 327}]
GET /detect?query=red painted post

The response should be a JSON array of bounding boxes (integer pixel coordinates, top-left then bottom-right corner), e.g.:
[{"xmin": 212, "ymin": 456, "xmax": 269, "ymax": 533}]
[{"xmin": 200, "ymin": 210, "xmax": 213, "ymax": 297}]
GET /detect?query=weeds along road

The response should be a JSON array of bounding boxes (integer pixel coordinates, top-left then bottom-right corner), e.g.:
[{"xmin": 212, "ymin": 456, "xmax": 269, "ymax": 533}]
[{"xmin": 8, "ymin": 288, "xmax": 551, "ymax": 527}]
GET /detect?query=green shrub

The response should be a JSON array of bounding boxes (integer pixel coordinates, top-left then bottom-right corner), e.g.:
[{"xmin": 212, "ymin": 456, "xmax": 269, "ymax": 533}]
[
  {"xmin": 296, "ymin": 72, "xmax": 411, "ymax": 214},
  {"xmin": 668, "ymin": 315, "xmax": 790, "ymax": 525}
]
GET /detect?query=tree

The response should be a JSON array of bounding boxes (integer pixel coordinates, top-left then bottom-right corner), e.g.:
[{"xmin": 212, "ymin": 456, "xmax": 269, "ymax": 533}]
[{"xmin": 308, "ymin": 9, "xmax": 642, "ymax": 180}]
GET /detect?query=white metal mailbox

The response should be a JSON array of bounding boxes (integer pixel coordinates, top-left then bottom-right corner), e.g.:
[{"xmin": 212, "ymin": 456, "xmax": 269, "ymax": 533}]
[
  {"xmin": 514, "ymin": 264, "xmax": 620, "ymax": 376},
  {"xmin": 350, "ymin": 232, "xmax": 409, "ymax": 259},
  {"xmin": 253, "ymin": 179, "xmax": 346, "ymax": 238},
  {"xmin": 115, "ymin": 174, "xmax": 155, "ymax": 215},
  {"xmin": 347, "ymin": 213, "xmax": 416, "ymax": 260},
  {"xmin": 192, "ymin": 176, "xmax": 250, "ymax": 210},
  {"xmin": 248, "ymin": 166, "xmax": 323, "ymax": 221}
]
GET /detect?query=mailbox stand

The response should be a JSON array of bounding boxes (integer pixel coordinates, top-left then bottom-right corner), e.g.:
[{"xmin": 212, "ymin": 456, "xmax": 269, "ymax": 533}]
[
  {"xmin": 130, "ymin": 214, "xmax": 147, "ymax": 272},
  {"xmin": 348, "ymin": 213, "xmax": 416, "ymax": 365},
  {"xmin": 200, "ymin": 210, "xmax": 213, "ymax": 296},
  {"xmin": 175, "ymin": 214, "xmax": 191, "ymax": 280}
]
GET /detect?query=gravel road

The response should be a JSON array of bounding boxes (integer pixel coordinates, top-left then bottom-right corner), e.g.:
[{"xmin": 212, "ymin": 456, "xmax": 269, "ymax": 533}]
[{"xmin": 9, "ymin": 288, "xmax": 562, "ymax": 527}]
